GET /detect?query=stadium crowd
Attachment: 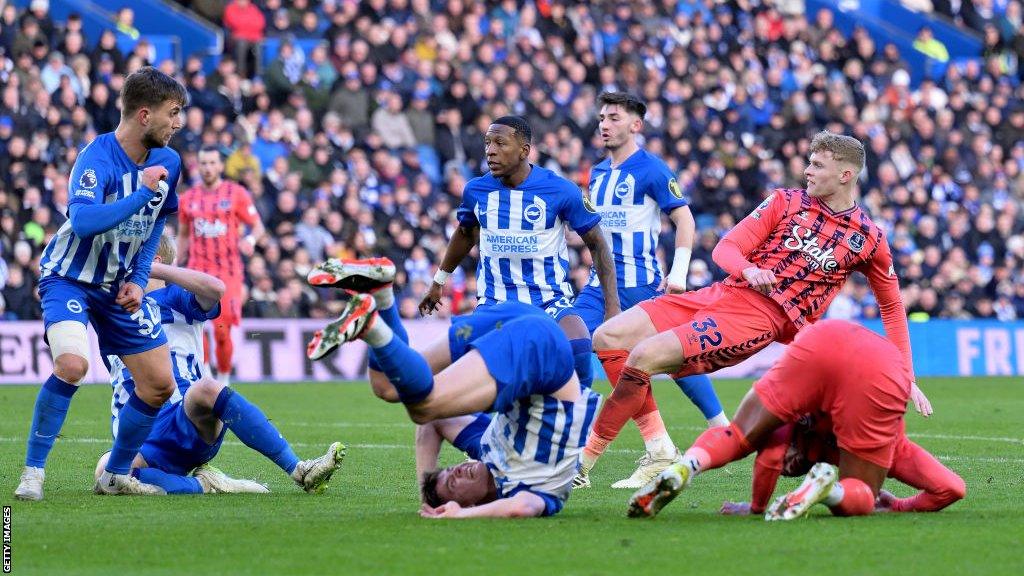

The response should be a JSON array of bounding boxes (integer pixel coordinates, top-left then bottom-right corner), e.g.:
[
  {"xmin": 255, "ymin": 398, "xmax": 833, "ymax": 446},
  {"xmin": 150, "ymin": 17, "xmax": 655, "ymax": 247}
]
[{"xmin": 0, "ymin": 0, "xmax": 1022, "ymax": 324}]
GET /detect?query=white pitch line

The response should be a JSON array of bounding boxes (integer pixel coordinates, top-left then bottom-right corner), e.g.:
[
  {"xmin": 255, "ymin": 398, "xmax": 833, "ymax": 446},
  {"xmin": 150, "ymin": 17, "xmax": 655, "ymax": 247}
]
[
  {"xmin": 908, "ymin": 432, "xmax": 1024, "ymax": 444},
  {"xmin": 1, "ymin": 437, "xmax": 1021, "ymax": 463},
  {"xmin": 57, "ymin": 419, "xmax": 1024, "ymax": 444}
]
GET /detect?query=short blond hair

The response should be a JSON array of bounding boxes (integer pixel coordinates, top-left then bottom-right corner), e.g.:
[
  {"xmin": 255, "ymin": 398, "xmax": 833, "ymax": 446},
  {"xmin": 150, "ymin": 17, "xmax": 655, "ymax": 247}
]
[
  {"xmin": 809, "ymin": 131, "xmax": 865, "ymax": 173},
  {"xmin": 157, "ymin": 232, "xmax": 177, "ymax": 264}
]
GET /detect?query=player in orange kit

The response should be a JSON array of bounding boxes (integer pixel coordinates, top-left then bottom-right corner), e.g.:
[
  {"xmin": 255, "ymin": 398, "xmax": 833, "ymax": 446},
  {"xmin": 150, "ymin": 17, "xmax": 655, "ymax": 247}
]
[
  {"xmin": 178, "ymin": 145, "xmax": 264, "ymax": 385},
  {"xmin": 575, "ymin": 131, "xmax": 932, "ymax": 484},
  {"xmin": 628, "ymin": 319, "xmax": 939, "ymax": 520},
  {"xmin": 718, "ymin": 414, "xmax": 966, "ymax": 516}
]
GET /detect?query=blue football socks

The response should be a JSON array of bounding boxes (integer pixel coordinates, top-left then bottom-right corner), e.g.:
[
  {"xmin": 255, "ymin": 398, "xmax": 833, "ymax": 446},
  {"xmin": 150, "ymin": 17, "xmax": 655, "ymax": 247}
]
[
  {"xmin": 674, "ymin": 374, "xmax": 724, "ymax": 420},
  {"xmin": 106, "ymin": 393, "xmax": 161, "ymax": 474},
  {"xmin": 213, "ymin": 387, "xmax": 300, "ymax": 474},
  {"xmin": 24, "ymin": 374, "xmax": 79, "ymax": 468},
  {"xmin": 135, "ymin": 467, "xmax": 203, "ymax": 494}
]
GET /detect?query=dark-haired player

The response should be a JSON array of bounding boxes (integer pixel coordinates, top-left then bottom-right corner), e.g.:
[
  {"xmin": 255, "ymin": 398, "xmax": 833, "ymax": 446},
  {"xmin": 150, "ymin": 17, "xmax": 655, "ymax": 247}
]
[
  {"xmin": 553, "ymin": 92, "xmax": 725, "ymax": 490},
  {"xmin": 17, "ymin": 67, "xmax": 188, "ymax": 499},
  {"xmin": 581, "ymin": 131, "xmax": 932, "ymax": 482},
  {"xmin": 178, "ymin": 145, "xmax": 264, "ymax": 386},
  {"xmin": 308, "ymin": 270, "xmax": 600, "ymax": 518},
  {"xmin": 417, "ymin": 115, "xmax": 619, "ymax": 404}
]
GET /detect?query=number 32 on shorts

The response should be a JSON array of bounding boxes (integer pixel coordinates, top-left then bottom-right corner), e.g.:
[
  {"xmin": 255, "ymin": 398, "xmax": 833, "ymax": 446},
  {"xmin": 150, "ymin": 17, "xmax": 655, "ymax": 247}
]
[{"xmin": 691, "ymin": 317, "xmax": 722, "ymax": 351}]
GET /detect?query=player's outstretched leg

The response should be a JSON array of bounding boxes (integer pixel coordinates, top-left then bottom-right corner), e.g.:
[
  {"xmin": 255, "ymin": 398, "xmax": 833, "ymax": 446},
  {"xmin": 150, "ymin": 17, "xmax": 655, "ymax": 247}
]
[
  {"xmin": 309, "ymin": 294, "xmax": 438, "ymax": 407},
  {"xmin": 307, "ymin": 257, "xmax": 409, "ymax": 372},
  {"xmin": 194, "ymin": 380, "xmax": 345, "ymax": 493}
]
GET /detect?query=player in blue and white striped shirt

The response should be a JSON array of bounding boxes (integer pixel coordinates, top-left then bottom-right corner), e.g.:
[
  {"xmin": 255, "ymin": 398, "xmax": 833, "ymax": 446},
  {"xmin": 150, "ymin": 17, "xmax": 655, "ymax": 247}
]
[
  {"xmin": 16, "ymin": 68, "xmax": 190, "ymax": 500},
  {"xmin": 555, "ymin": 93, "xmax": 727, "ymax": 491},
  {"xmin": 419, "ymin": 116, "xmax": 620, "ymax": 397},
  {"xmin": 99, "ymin": 234, "xmax": 343, "ymax": 495},
  {"xmin": 309, "ymin": 278, "xmax": 600, "ymax": 518}
]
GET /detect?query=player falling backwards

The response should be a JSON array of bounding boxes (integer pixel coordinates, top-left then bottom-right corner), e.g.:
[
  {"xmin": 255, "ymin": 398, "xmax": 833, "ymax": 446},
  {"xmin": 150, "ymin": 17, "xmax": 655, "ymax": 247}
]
[
  {"xmin": 628, "ymin": 320, "xmax": 958, "ymax": 520},
  {"xmin": 95, "ymin": 234, "xmax": 343, "ymax": 495},
  {"xmin": 178, "ymin": 146, "xmax": 264, "ymax": 386},
  {"xmin": 307, "ymin": 260, "xmax": 600, "ymax": 518},
  {"xmin": 415, "ymin": 115, "xmax": 619, "ymax": 401},
  {"xmin": 550, "ymin": 92, "xmax": 726, "ymax": 490},
  {"xmin": 17, "ymin": 67, "xmax": 189, "ymax": 500},
  {"xmin": 578, "ymin": 131, "xmax": 933, "ymax": 485},
  {"xmin": 717, "ymin": 411, "xmax": 965, "ymax": 517}
]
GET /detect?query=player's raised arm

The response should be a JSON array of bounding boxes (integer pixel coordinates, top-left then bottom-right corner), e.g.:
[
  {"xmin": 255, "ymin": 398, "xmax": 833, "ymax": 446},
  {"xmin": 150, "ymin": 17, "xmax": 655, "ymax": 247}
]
[
  {"xmin": 68, "ymin": 164, "xmax": 167, "ymax": 238},
  {"xmin": 712, "ymin": 189, "xmax": 788, "ymax": 295},
  {"xmin": 858, "ymin": 234, "xmax": 931, "ymax": 416},
  {"xmin": 149, "ymin": 262, "xmax": 226, "ymax": 311}
]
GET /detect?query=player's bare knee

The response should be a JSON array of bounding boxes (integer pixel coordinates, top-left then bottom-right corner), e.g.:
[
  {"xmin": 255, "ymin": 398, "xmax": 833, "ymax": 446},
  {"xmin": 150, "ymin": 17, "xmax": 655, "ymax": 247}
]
[
  {"xmin": 624, "ymin": 338, "xmax": 659, "ymax": 373},
  {"xmin": 594, "ymin": 318, "xmax": 637, "ymax": 351},
  {"xmin": 557, "ymin": 314, "xmax": 588, "ymax": 340},
  {"xmin": 54, "ymin": 353, "xmax": 89, "ymax": 384},
  {"xmin": 188, "ymin": 377, "xmax": 224, "ymax": 410}
]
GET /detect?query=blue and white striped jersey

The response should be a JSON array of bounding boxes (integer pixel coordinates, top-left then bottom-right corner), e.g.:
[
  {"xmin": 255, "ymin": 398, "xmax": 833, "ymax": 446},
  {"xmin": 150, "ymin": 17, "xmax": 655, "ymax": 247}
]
[
  {"xmin": 586, "ymin": 149, "xmax": 687, "ymax": 289},
  {"xmin": 457, "ymin": 165, "xmax": 600, "ymax": 307},
  {"xmin": 40, "ymin": 133, "xmax": 181, "ymax": 290},
  {"xmin": 479, "ymin": 385, "xmax": 601, "ymax": 508},
  {"xmin": 109, "ymin": 284, "xmax": 220, "ymax": 437}
]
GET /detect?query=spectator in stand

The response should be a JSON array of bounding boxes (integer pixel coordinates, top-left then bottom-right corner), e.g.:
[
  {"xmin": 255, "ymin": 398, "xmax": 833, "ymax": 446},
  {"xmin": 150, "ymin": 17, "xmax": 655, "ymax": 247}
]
[
  {"xmin": 2, "ymin": 0, "xmax": 1023, "ymax": 323},
  {"xmin": 114, "ymin": 7, "xmax": 139, "ymax": 40},
  {"xmin": 223, "ymin": 0, "xmax": 266, "ymax": 79},
  {"xmin": 913, "ymin": 26, "xmax": 950, "ymax": 62}
]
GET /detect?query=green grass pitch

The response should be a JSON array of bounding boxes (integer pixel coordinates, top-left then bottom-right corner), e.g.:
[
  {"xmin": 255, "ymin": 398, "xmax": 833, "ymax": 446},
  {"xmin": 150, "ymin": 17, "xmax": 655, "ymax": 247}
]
[{"xmin": 1, "ymin": 377, "xmax": 1022, "ymax": 575}]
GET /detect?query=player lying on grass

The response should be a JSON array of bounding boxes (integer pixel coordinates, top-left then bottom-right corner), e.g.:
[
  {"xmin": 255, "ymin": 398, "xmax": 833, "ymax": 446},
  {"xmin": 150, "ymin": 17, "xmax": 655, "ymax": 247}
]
[
  {"xmin": 628, "ymin": 319, "xmax": 929, "ymax": 520},
  {"xmin": 577, "ymin": 131, "xmax": 933, "ymax": 488},
  {"xmin": 306, "ymin": 258, "xmax": 600, "ymax": 518},
  {"xmin": 95, "ymin": 234, "xmax": 344, "ymax": 495},
  {"xmin": 718, "ymin": 415, "xmax": 965, "ymax": 516}
]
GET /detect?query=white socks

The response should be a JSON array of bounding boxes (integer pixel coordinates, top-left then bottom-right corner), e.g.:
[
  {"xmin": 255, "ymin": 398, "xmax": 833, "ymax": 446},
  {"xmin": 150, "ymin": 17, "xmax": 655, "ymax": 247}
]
[
  {"xmin": 644, "ymin": 435, "xmax": 677, "ymax": 458},
  {"xmin": 362, "ymin": 315, "xmax": 394, "ymax": 348},
  {"xmin": 372, "ymin": 286, "xmax": 395, "ymax": 310},
  {"xmin": 707, "ymin": 412, "xmax": 730, "ymax": 427},
  {"xmin": 823, "ymin": 481, "xmax": 845, "ymax": 506}
]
